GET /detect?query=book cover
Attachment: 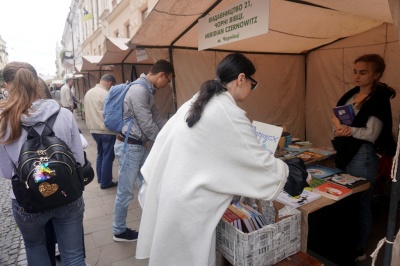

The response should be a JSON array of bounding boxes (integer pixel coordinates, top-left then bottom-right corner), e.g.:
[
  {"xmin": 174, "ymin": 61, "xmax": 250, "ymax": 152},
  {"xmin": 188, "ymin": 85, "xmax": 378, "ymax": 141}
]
[
  {"xmin": 276, "ymin": 189, "xmax": 321, "ymax": 208},
  {"xmin": 295, "ymin": 150, "xmax": 325, "ymax": 164},
  {"xmin": 275, "ymin": 147, "xmax": 307, "ymax": 160},
  {"xmin": 227, "ymin": 205, "xmax": 254, "ymax": 233},
  {"xmin": 237, "ymin": 202, "xmax": 266, "ymax": 228},
  {"xmin": 232, "ymin": 203, "xmax": 258, "ymax": 231},
  {"xmin": 252, "ymin": 121, "xmax": 283, "ymax": 155},
  {"xmin": 306, "ymin": 165, "xmax": 343, "ymax": 179},
  {"xmin": 308, "ymin": 177, "xmax": 328, "ymax": 189},
  {"xmin": 313, "ymin": 181, "xmax": 352, "ymax": 200},
  {"xmin": 333, "ymin": 104, "xmax": 355, "ymax": 126},
  {"xmin": 325, "ymin": 173, "xmax": 369, "ymax": 189},
  {"xmin": 223, "ymin": 208, "xmax": 240, "ymax": 224},
  {"xmin": 307, "ymin": 147, "xmax": 336, "ymax": 158}
]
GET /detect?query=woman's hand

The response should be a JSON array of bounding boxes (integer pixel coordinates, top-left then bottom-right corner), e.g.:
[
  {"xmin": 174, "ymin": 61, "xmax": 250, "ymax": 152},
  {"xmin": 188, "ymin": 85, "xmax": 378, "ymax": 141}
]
[
  {"xmin": 332, "ymin": 114, "xmax": 352, "ymax": 137},
  {"xmin": 335, "ymin": 125, "xmax": 352, "ymax": 136}
]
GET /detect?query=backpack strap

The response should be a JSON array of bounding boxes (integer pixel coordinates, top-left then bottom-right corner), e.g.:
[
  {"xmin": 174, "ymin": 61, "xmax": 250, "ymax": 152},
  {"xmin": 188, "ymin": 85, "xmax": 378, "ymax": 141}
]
[{"xmin": 21, "ymin": 109, "xmax": 61, "ymax": 139}]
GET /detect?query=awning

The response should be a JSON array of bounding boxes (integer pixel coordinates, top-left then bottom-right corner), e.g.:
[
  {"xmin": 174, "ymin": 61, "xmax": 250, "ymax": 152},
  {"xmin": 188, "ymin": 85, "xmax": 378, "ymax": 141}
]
[
  {"xmin": 127, "ymin": 0, "xmax": 392, "ymax": 53},
  {"xmin": 80, "ymin": 55, "xmax": 103, "ymax": 71},
  {"xmin": 98, "ymin": 37, "xmax": 154, "ymax": 65}
]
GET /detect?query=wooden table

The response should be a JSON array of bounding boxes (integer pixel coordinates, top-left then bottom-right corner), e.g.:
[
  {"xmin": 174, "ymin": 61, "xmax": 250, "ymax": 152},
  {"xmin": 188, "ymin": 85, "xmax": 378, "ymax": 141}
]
[{"xmin": 297, "ymin": 182, "xmax": 370, "ymax": 252}]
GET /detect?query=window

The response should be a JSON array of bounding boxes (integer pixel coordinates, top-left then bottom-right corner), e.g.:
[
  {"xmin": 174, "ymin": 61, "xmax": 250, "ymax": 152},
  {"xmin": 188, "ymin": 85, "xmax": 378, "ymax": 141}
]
[
  {"xmin": 142, "ymin": 7, "xmax": 149, "ymax": 22},
  {"xmin": 125, "ymin": 22, "xmax": 130, "ymax": 38}
]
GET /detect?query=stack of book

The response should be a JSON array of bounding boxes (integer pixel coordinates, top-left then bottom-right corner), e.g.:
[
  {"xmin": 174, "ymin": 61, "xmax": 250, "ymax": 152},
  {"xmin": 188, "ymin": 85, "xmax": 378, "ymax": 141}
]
[
  {"xmin": 222, "ymin": 202, "xmax": 269, "ymax": 233},
  {"xmin": 288, "ymin": 141, "xmax": 313, "ymax": 149},
  {"xmin": 306, "ymin": 165, "xmax": 369, "ymax": 200},
  {"xmin": 275, "ymin": 145, "xmax": 336, "ymax": 162}
]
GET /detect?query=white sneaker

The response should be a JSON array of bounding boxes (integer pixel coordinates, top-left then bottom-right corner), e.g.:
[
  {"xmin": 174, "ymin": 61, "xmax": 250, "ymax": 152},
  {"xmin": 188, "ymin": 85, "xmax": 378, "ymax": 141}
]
[{"xmin": 55, "ymin": 243, "xmax": 60, "ymax": 257}]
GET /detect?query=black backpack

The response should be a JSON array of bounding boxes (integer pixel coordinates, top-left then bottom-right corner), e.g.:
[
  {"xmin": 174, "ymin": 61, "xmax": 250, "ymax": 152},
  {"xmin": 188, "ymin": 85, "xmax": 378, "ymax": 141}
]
[{"xmin": 11, "ymin": 110, "xmax": 84, "ymax": 213}]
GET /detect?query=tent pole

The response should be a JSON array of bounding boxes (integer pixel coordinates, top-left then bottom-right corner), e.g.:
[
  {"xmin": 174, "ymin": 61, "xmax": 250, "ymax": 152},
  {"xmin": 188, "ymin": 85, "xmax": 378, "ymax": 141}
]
[
  {"xmin": 382, "ymin": 172, "xmax": 399, "ymax": 265},
  {"xmin": 382, "ymin": 124, "xmax": 400, "ymax": 265},
  {"xmin": 169, "ymin": 46, "xmax": 177, "ymax": 113},
  {"xmin": 122, "ymin": 63, "xmax": 125, "ymax": 83}
]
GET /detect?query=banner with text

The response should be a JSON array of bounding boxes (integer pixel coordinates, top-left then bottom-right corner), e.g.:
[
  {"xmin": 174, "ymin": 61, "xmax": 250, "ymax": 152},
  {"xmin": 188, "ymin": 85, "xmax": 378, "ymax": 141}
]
[{"xmin": 198, "ymin": 0, "xmax": 269, "ymax": 50}]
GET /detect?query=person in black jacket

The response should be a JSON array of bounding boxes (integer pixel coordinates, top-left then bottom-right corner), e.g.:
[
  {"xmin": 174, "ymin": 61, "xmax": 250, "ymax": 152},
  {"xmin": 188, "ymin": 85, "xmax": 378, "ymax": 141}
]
[{"xmin": 332, "ymin": 54, "xmax": 396, "ymax": 262}]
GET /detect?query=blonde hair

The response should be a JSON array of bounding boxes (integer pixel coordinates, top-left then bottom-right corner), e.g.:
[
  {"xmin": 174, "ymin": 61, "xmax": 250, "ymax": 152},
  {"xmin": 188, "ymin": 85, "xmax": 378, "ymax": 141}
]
[{"xmin": 0, "ymin": 62, "xmax": 45, "ymax": 144}]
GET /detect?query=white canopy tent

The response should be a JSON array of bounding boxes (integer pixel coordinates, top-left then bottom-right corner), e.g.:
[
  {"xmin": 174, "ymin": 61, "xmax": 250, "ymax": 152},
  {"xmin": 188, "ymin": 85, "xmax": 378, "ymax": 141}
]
[
  {"xmin": 126, "ymin": 0, "xmax": 400, "ymax": 148},
  {"xmin": 125, "ymin": 0, "xmax": 400, "ymax": 263}
]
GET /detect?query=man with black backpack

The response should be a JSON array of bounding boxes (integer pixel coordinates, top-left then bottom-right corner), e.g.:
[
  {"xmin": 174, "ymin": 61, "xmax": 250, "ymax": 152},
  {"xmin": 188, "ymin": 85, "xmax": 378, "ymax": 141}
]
[{"xmin": 111, "ymin": 59, "xmax": 174, "ymax": 242}]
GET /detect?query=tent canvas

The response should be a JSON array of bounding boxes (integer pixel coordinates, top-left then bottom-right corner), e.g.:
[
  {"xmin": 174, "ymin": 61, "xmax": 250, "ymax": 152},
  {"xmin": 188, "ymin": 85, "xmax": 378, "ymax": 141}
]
[
  {"xmin": 123, "ymin": 0, "xmax": 400, "ymax": 263},
  {"xmin": 126, "ymin": 0, "xmax": 400, "ymax": 148}
]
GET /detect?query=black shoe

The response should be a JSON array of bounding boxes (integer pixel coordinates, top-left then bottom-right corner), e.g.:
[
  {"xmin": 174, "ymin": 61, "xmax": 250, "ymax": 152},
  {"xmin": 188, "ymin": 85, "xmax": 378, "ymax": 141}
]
[
  {"xmin": 101, "ymin": 181, "xmax": 118, "ymax": 189},
  {"xmin": 113, "ymin": 228, "xmax": 139, "ymax": 242}
]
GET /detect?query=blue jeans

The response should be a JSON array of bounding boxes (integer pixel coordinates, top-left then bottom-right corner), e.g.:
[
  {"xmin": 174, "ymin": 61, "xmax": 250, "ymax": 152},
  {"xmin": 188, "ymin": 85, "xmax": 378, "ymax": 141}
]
[
  {"xmin": 91, "ymin": 133, "xmax": 116, "ymax": 187},
  {"xmin": 113, "ymin": 141, "xmax": 147, "ymax": 235},
  {"xmin": 12, "ymin": 197, "xmax": 85, "ymax": 266},
  {"xmin": 346, "ymin": 143, "xmax": 378, "ymax": 249}
]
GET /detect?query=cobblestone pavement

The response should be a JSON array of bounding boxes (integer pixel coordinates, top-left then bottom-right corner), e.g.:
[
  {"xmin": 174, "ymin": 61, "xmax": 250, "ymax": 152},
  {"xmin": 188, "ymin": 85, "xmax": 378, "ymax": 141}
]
[{"xmin": 0, "ymin": 178, "xmax": 27, "ymax": 266}]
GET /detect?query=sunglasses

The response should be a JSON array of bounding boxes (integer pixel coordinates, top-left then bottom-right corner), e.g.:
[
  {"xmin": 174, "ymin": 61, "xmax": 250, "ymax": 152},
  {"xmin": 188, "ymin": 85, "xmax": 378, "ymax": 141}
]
[{"xmin": 247, "ymin": 76, "xmax": 258, "ymax": 90}]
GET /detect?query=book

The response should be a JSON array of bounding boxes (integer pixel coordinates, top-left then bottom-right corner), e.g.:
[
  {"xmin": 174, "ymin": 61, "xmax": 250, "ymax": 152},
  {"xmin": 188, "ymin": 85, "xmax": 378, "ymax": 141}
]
[
  {"xmin": 252, "ymin": 121, "xmax": 283, "ymax": 155},
  {"xmin": 237, "ymin": 202, "xmax": 266, "ymax": 228},
  {"xmin": 313, "ymin": 181, "xmax": 352, "ymax": 200},
  {"xmin": 227, "ymin": 205, "xmax": 254, "ymax": 233},
  {"xmin": 306, "ymin": 165, "xmax": 343, "ymax": 179},
  {"xmin": 276, "ymin": 189, "xmax": 321, "ymax": 208},
  {"xmin": 307, "ymin": 147, "xmax": 336, "ymax": 158},
  {"xmin": 324, "ymin": 173, "xmax": 369, "ymax": 189},
  {"xmin": 288, "ymin": 141, "xmax": 313, "ymax": 149},
  {"xmin": 222, "ymin": 208, "xmax": 240, "ymax": 225},
  {"xmin": 232, "ymin": 203, "xmax": 258, "ymax": 230},
  {"xmin": 275, "ymin": 147, "xmax": 308, "ymax": 160},
  {"xmin": 333, "ymin": 104, "xmax": 355, "ymax": 126},
  {"xmin": 295, "ymin": 150, "xmax": 325, "ymax": 164},
  {"xmin": 308, "ymin": 176, "xmax": 328, "ymax": 189}
]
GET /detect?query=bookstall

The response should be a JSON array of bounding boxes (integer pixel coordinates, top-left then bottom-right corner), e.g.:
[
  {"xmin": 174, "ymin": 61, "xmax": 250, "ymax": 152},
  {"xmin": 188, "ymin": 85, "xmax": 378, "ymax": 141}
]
[
  {"xmin": 123, "ymin": 0, "xmax": 400, "ymax": 264},
  {"xmin": 216, "ymin": 123, "xmax": 373, "ymax": 264}
]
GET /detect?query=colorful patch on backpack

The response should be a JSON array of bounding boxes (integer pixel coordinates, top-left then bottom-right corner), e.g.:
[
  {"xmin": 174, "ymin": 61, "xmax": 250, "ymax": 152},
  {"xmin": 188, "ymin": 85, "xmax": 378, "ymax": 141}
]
[{"xmin": 33, "ymin": 162, "xmax": 56, "ymax": 183}]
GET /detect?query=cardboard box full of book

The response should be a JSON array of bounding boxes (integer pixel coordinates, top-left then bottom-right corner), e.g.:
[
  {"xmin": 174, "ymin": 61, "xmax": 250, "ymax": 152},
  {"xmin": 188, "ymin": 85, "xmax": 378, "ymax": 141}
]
[{"xmin": 216, "ymin": 206, "xmax": 301, "ymax": 266}]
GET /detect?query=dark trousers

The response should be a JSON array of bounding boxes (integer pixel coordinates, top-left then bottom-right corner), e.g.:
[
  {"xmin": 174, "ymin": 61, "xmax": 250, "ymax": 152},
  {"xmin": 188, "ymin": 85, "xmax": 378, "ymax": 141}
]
[{"xmin": 91, "ymin": 133, "xmax": 116, "ymax": 187}]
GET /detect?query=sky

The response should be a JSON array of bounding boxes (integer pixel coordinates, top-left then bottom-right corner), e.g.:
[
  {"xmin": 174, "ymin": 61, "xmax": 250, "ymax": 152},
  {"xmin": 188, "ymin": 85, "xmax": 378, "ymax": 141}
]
[{"xmin": 0, "ymin": 0, "xmax": 72, "ymax": 78}]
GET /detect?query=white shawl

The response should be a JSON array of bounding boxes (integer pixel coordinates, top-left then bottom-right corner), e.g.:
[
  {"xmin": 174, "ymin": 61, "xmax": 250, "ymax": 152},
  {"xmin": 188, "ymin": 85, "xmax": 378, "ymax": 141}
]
[{"xmin": 136, "ymin": 92, "xmax": 288, "ymax": 266}]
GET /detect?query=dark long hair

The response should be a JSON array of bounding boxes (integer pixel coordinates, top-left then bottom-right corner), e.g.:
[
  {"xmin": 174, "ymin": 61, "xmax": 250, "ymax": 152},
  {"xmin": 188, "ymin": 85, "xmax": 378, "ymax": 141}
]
[{"xmin": 186, "ymin": 53, "xmax": 256, "ymax": 127}]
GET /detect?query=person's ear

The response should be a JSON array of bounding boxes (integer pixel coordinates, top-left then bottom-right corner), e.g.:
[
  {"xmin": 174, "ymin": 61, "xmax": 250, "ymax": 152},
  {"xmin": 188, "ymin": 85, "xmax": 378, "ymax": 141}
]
[{"xmin": 238, "ymin": 73, "xmax": 245, "ymax": 85}]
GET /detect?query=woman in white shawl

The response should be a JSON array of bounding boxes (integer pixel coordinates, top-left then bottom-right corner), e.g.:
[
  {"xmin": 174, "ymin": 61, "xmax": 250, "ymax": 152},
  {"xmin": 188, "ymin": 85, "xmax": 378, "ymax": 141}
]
[{"xmin": 136, "ymin": 53, "xmax": 309, "ymax": 265}]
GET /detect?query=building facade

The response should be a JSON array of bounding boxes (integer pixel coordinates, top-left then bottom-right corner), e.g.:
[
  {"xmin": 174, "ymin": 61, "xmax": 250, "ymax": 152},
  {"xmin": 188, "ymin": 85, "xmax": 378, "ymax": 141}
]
[
  {"xmin": 59, "ymin": 0, "xmax": 154, "ymax": 79},
  {"xmin": 0, "ymin": 35, "xmax": 9, "ymax": 70}
]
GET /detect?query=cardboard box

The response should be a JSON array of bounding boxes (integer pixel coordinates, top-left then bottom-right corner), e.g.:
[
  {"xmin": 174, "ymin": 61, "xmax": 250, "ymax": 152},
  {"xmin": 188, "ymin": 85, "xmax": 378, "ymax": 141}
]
[{"xmin": 216, "ymin": 206, "xmax": 301, "ymax": 266}]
